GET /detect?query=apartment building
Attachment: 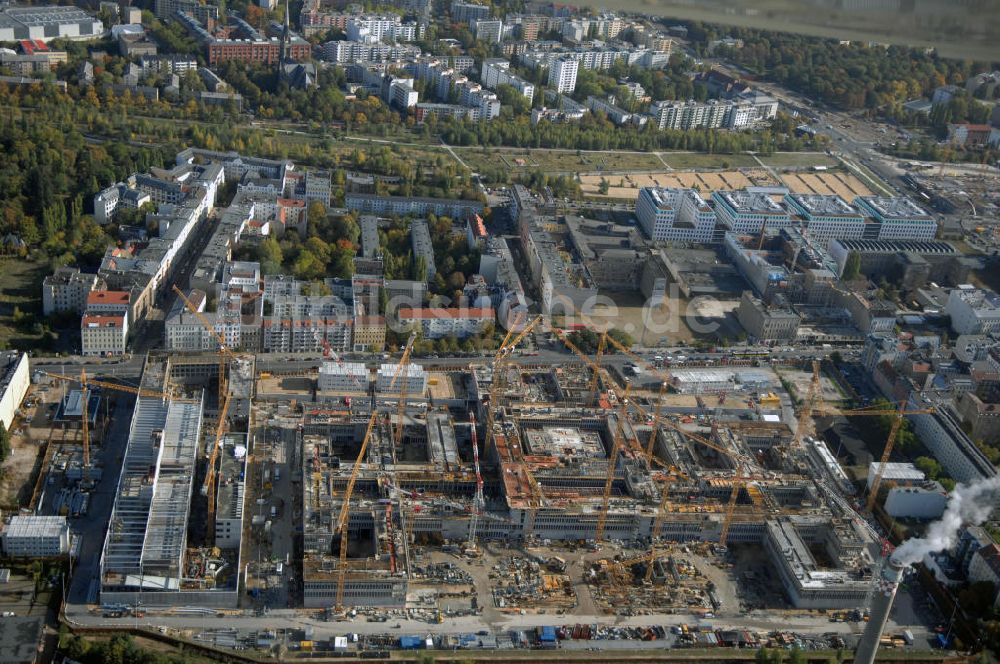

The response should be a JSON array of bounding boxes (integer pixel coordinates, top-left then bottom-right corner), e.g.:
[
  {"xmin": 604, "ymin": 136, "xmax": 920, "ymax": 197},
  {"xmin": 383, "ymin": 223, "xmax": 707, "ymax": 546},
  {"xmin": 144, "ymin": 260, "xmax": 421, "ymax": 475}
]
[
  {"xmin": 346, "ymin": 15, "xmax": 417, "ymax": 42},
  {"xmin": 398, "ymin": 307, "xmax": 495, "ymax": 339},
  {"xmin": 352, "ymin": 315, "xmax": 386, "ymax": 351},
  {"xmin": 474, "ymin": 18, "xmax": 503, "ymax": 43},
  {"xmin": 345, "ymin": 194, "xmax": 484, "ymax": 219},
  {"xmin": 451, "ymin": 0, "xmax": 490, "ymax": 25},
  {"xmin": 548, "ymin": 56, "xmax": 578, "ymax": 93},
  {"xmin": 42, "ymin": 267, "xmax": 104, "ymax": 316},
  {"xmin": 481, "ymin": 58, "xmax": 535, "ymax": 100},
  {"xmin": 410, "ymin": 219, "xmax": 436, "ymax": 281},
  {"xmin": 154, "ymin": 0, "xmax": 219, "ymax": 22},
  {"xmin": 636, "ymin": 187, "xmax": 718, "ymax": 243},
  {"xmin": 80, "ymin": 313, "xmax": 129, "ymax": 356},
  {"xmin": 207, "ymin": 38, "xmax": 311, "ymax": 66}
]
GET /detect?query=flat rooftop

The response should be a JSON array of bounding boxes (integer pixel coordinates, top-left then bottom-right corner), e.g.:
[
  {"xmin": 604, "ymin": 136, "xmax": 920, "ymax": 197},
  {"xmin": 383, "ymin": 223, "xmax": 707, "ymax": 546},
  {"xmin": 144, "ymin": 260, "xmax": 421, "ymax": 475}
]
[
  {"xmin": 788, "ymin": 194, "xmax": 862, "ymax": 218},
  {"xmin": 857, "ymin": 195, "xmax": 933, "ymax": 220},
  {"xmin": 716, "ymin": 189, "xmax": 787, "ymax": 215}
]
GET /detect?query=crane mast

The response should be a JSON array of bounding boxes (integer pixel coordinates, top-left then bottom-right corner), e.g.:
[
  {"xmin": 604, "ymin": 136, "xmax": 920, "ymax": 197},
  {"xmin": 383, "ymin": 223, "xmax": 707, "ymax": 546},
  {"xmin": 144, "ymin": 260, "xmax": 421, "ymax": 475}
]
[
  {"xmin": 466, "ymin": 413, "xmax": 485, "ymax": 550},
  {"xmin": 334, "ymin": 334, "xmax": 415, "ymax": 611}
]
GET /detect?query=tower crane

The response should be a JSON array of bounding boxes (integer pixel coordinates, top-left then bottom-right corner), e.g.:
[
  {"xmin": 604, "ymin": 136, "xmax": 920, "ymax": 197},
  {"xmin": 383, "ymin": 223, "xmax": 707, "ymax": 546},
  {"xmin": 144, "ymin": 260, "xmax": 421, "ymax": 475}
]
[
  {"xmin": 171, "ymin": 284, "xmax": 246, "ymax": 544},
  {"xmin": 623, "ymin": 395, "xmax": 760, "ymax": 547},
  {"xmin": 587, "ymin": 331, "xmax": 607, "ymax": 406},
  {"xmin": 789, "ymin": 360, "xmax": 822, "ymax": 451},
  {"xmin": 482, "ymin": 315, "xmax": 545, "ymax": 536},
  {"xmin": 466, "ymin": 413, "xmax": 485, "ymax": 550},
  {"xmin": 558, "ymin": 329, "xmax": 608, "ymax": 405},
  {"xmin": 335, "ymin": 334, "xmax": 415, "ymax": 612},
  {"xmin": 43, "ymin": 371, "xmax": 173, "ymax": 489},
  {"xmin": 595, "ymin": 381, "xmax": 631, "ymax": 542},
  {"xmin": 172, "ymin": 285, "xmax": 236, "ymax": 405},
  {"xmin": 802, "ymin": 393, "xmax": 934, "ymax": 512}
]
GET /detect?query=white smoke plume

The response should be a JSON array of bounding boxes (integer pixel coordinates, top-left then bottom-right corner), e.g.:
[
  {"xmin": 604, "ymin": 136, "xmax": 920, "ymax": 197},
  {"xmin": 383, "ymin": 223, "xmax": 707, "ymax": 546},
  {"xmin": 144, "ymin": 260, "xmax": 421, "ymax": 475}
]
[{"xmin": 892, "ymin": 476, "xmax": 1000, "ymax": 567}]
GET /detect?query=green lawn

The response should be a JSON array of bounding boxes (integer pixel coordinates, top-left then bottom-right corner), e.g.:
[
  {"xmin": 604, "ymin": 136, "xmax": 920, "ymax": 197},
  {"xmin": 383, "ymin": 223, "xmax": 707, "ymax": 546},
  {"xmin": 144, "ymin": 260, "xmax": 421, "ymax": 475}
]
[
  {"xmin": 661, "ymin": 152, "xmax": 759, "ymax": 169},
  {"xmin": 0, "ymin": 258, "xmax": 52, "ymax": 351},
  {"xmin": 760, "ymin": 152, "xmax": 840, "ymax": 169},
  {"xmin": 461, "ymin": 148, "xmax": 665, "ymax": 174}
]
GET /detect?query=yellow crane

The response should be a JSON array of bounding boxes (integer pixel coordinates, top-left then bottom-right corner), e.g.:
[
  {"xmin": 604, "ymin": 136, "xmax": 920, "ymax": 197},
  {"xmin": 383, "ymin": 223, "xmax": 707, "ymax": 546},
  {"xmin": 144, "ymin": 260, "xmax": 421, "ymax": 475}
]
[
  {"xmin": 558, "ymin": 329, "xmax": 607, "ymax": 405},
  {"xmin": 595, "ymin": 381, "xmax": 631, "ymax": 542},
  {"xmin": 622, "ymin": 395, "xmax": 759, "ymax": 548},
  {"xmin": 172, "ymin": 284, "xmax": 243, "ymax": 544},
  {"xmin": 789, "ymin": 360, "xmax": 822, "ymax": 451},
  {"xmin": 808, "ymin": 400, "xmax": 935, "ymax": 512},
  {"xmin": 335, "ymin": 334, "xmax": 415, "ymax": 612},
  {"xmin": 483, "ymin": 314, "xmax": 545, "ymax": 535},
  {"xmin": 43, "ymin": 370, "xmax": 173, "ymax": 488},
  {"xmin": 172, "ymin": 285, "xmax": 235, "ymax": 405}
]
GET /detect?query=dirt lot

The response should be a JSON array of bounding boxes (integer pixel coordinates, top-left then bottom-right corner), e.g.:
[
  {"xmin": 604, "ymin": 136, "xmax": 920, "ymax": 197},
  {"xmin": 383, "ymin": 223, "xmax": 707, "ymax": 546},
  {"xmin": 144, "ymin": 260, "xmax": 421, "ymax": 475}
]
[
  {"xmin": 585, "ymin": 291, "xmax": 707, "ymax": 345},
  {"xmin": 0, "ymin": 384, "xmax": 59, "ymax": 509},
  {"xmin": 780, "ymin": 171, "xmax": 871, "ymax": 198},
  {"xmin": 580, "ymin": 167, "xmax": 783, "ymax": 199}
]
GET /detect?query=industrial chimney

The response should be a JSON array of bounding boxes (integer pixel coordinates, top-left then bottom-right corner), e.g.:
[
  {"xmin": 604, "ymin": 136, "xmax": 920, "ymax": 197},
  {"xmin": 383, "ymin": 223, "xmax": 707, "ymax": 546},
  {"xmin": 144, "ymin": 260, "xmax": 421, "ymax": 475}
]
[{"xmin": 853, "ymin": 557, "xmax": 904, "ymax": 664}]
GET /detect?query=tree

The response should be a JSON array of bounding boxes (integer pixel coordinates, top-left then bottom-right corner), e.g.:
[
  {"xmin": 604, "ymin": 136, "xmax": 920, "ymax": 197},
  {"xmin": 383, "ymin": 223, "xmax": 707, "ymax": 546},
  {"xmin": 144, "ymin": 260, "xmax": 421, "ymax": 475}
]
[
  {"xmin": 292, "ymin": 249, "xmax": 326, "ymax": 280},
  {"xmin": 842, "ymin": 251, "xmax": 862, "ymax": 280},
  {"xmin": 914, "ymin": 455, "xmax": 942, "ymax": 480},
  {"xmin": 0, "ymin": 423, "xmax": 10, "ymax": 463},
  {"xmin": 608, "ymin": 328, "xmax": 635, "ymax": 349},
  {"xmin": 307, "ymin": 200, "xmax": 328, "ymax": 229},
  {"xmin": 257, "ymin": 237, "xmax": 284, "ymax": 275}
]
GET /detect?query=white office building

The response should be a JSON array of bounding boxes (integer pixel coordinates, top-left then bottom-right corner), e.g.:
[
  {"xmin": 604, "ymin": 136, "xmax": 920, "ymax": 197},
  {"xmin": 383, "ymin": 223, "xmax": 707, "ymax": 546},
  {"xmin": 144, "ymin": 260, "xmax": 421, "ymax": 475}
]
[
  {"xmin": 784, "ymin": 194, "xmax": 867, "ymax": 247},
  {"xmin": 854, "ymin": 196, "xmax": 937, "ymax": 241},
  {"xmin": 907, "ymin": 400, "xmax": 997, "ymax": 483},
  {"xmin": 548, "ymin": 56, "xmax": 578, "ymax": 94},
  {"xmin": 1, "ymin": 515, "xmax": 70, "ymax": 557},
  {"xmin": 712, "ymin": 190, "xmax": 791, "ymax": 235},
  {"xmin": 636, "ymin": 187, "xmax": 718, "ymax": 243}
]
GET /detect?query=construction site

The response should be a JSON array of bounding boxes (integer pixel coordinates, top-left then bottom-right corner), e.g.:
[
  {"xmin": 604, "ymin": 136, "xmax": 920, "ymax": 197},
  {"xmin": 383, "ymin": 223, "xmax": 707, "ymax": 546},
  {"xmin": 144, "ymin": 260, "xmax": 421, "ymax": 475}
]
[{"xmin": 64, "ymin": 298, "xmax": 922, "ymax": 623}]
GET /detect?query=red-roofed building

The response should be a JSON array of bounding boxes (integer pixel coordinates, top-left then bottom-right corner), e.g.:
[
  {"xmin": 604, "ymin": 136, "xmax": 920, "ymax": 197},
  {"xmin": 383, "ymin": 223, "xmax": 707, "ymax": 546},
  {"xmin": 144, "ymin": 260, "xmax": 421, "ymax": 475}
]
[
  {"xmin": 80, "ymin": 313, "xmax": 129, "ymax": 357},
  {"xmin": 397, "ymin": 307, "xmax": 495, "ymax": 339},
  {"xmin": 18, "ymin": 39, "xmax": 48, "ymax": 55},
  {"xmin": 86, "ymin": 289, "xmax": 131, "ymax": 314}
]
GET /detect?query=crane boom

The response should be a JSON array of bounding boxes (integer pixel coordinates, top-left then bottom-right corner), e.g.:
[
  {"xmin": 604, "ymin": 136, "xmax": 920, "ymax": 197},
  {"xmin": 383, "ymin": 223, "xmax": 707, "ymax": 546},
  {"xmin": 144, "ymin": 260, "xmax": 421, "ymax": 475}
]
[
  {"xmin": 204, "ymin": 391, "xmax": 232, "ymax": 543},
  {"xmin": 790, "ymin": 360, "xmax": 822, "ymax": 451},
  {"xmin": 335, "ymin": 335, "xmax": 415, "ymax": 611},
  {"xmin": 595, "ymin": 382, "xmax": 630, "ymax": 541},
  {"xmin": 44, "ymin": 371, "xmax": 173, "ymax": 489}
]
